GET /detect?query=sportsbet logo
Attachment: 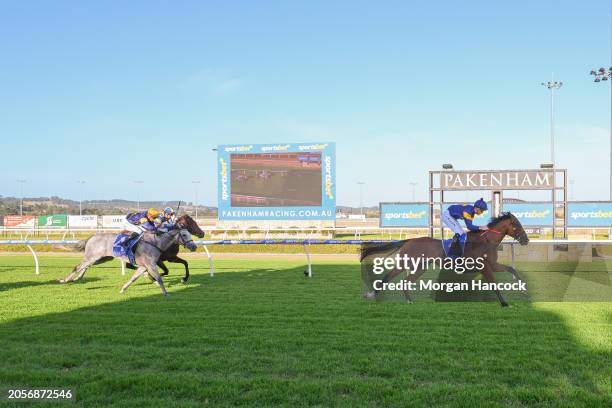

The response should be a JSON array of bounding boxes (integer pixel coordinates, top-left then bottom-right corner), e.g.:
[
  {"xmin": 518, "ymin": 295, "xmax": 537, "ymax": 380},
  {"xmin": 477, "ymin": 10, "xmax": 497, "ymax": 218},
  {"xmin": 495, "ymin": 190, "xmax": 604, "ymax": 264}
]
[
  {"xmin": 514, "ymin": 210, "xmax": 549, "ymax": 218},
  {"xmin": 219, "ymin": 158, "xmax": 229, "ymax": 200},
  {"xmin": 384, "ymin": 210, "xmax": 427, "ymax": 220},
  {"xmin": 324, "ymin": 156, "xmax": 334, "ymax": 199},
  {"xmin": 571, "ymin": 210, "xmax": 612, "ymax": 219}
]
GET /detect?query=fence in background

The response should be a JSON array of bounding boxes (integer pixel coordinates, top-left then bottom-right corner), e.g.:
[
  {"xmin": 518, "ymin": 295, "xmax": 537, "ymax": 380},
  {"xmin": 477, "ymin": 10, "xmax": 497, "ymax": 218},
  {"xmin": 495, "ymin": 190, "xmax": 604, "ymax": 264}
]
[{"xmin": 2, "ymin": 239, "xmax": 610, "ymax": 279}]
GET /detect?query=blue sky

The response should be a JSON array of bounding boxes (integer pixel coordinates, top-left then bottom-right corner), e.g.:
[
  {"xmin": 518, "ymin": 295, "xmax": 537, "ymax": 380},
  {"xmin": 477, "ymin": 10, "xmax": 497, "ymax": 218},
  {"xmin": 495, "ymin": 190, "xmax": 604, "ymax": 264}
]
[{"xmin": 0, "ymin": 1, "xmax": 610, "ymax": 206}]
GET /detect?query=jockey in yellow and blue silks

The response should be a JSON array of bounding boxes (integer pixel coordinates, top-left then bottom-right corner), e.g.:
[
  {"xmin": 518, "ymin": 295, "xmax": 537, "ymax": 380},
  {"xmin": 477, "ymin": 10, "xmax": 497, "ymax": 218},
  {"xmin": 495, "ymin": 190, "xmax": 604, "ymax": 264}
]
[
  {"xmin": 123, "ymin": 208, "xmax": 162, "ymax": 234},
  {"xmin": 442, "ymin": 198, "xmax": 488, "ymax": 255}
]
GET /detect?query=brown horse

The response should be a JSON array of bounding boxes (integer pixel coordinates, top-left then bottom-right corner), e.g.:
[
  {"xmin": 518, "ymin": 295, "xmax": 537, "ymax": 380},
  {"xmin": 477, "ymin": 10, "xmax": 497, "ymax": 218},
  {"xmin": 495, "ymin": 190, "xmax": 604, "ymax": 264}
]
[
  {"xmin": 361, "ymin": 212, "xmax": 529, "ymax": 307},
  {"xmin": 126, "ymin": 214, "xmax": 205, "ymax": 283}
]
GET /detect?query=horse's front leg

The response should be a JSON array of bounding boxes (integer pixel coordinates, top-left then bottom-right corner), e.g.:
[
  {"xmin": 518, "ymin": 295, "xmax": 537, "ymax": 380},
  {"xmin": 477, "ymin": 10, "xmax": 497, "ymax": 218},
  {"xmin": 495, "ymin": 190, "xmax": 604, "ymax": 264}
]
[
  {"xmin": 492, "ymin": 262, "xmax": 522, "ymax": 282},
  {"xmin": 492, "ymin": 262, "xmax": 527, "ymax": 295},
  {"xmin": 482, "ymin": 261, "xmax": 509, "ymax": 307},
  {"xmin": 157, "ymin": 260, "xmax": 170, "ymax": 276},
  {"xmin": 146, "ymin": 264, "xmax": 169, "ymax": 296},
  {"xmin": 166, "ymin": 255, "xmax": 189, "ymax": 283}
]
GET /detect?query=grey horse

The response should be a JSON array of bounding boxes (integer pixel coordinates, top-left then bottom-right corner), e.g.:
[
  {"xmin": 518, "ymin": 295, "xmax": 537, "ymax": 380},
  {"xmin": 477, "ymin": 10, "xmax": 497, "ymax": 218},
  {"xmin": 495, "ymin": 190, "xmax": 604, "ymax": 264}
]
[{"xmin": 59, "ymin": 227, "xmax": 197, "ymax": 296}]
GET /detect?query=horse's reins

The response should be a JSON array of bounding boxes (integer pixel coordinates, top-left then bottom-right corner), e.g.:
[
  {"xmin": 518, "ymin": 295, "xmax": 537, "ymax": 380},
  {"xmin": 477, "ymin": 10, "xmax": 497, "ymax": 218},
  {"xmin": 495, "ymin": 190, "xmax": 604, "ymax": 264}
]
[{"xmin": 479, "ymin": 229, "xmax": 502, "ymax": 237}]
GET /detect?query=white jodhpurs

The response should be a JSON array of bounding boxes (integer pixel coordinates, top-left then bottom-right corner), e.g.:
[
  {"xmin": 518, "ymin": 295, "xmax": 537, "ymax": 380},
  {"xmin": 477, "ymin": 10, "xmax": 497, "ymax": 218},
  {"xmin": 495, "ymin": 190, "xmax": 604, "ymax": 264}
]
[
  {"xmin": 122, "ymin": 218, "xmax": 145, "ymax": 234},
  {"xmin": 441, "ymin": 209, "xmax": 465, "ymax": 236}
]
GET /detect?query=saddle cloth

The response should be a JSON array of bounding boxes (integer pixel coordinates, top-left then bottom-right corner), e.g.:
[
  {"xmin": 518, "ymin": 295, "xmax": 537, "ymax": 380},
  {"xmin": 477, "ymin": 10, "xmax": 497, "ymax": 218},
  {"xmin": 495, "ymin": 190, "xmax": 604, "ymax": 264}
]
[
  {"xmin": 112, "ymin": 233, "xmax": 142, "ymax": 265},
  {"xmin": 442, "ymin": 234, "xmax": 468, "ymax": 259}
]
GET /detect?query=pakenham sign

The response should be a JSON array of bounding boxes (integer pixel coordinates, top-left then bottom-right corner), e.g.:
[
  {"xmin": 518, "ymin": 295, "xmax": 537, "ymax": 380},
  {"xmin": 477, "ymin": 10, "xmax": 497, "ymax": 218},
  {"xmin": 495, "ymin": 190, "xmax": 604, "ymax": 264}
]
[
  {"xmin": 441, "ymin": 171, "xmax": 554, "ymax": 190},
  {"xmin": 429, "ymin": 168, "xmax": 567, "ymax": 238}
]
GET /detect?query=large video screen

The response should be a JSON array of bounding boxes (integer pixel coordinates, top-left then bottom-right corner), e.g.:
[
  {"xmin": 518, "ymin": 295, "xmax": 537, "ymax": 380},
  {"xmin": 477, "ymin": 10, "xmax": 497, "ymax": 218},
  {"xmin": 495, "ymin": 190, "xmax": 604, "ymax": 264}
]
[
  {"xmin": 230, "ymin": 152, "xmax": 322, "ymax": 207},
  {"xmin": 217, "ymin": 143, "xmax": 335, "ymax": 220}
]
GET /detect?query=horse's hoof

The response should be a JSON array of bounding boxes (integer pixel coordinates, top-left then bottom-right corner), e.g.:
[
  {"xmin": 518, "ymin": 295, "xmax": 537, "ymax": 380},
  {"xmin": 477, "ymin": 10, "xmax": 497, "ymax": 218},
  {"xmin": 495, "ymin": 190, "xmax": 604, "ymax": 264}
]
[
  {"xmin": 181, "ymin": 278, "xmax": 188, "ymax": 284},
  {"xmin": 120, "ymin": 289, "xmax": 125, "ymax": 294},
  {"xmin": 58, "ymin": 279, "xmax": 65, "ymax": 284},
  {"xmin": 501, "ymin": 303, "xmax": 511, "ymax": 308},
  {"xmin": 363, "ymin": 291, "xmax": 376, "ymax": 299}
]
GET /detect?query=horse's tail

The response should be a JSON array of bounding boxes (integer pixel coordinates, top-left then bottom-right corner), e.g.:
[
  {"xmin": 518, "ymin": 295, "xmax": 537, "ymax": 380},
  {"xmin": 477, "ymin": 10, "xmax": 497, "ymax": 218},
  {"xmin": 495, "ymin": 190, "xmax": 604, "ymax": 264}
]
[
  {"xmin": 74, "ymin": 238, "xmax": 90, "ymax": 252},
  {"xmin": 54, "ymin": 237, "xmax": 91, "ymax": 252},
  {"xmin": 359, "ymin": 239, "xmax": 408, "ymax": 262}
]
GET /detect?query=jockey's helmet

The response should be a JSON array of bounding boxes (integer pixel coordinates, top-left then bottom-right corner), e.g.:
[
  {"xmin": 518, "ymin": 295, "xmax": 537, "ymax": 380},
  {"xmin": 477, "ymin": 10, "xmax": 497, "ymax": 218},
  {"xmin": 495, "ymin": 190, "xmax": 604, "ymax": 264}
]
[
  {"xmin": 163, "ymin": 207, "xmax": 175, "ymax": 219},
  {"xmin": 147, "ymin": 208, "xmax": 161, "ymax": 219},
  {"xmin": 474, "ymin": 198, "xmax": 487, "ymax": 211}
]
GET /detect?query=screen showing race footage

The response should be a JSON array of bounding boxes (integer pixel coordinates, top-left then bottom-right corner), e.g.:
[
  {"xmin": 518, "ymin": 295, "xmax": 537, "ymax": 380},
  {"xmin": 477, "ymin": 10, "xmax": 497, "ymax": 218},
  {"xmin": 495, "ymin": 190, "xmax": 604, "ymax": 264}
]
[{"xmin": 230, "ymin": 152, "xmax": 322, "ymax": 207}]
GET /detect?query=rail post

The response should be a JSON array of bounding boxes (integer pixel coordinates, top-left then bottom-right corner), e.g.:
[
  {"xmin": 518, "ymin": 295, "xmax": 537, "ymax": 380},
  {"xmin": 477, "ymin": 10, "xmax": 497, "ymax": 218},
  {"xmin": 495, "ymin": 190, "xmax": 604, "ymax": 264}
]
[
  {"xmin": 203, "ymin": 245, "xmax": 214, "ymax": 277},
  {"xmin": 303, "ymin": 242, "xmax": 312, "ymax": 278},
  {"xmin": 26, "ymin": 244, "xmax": 39, "ymax": 275}
]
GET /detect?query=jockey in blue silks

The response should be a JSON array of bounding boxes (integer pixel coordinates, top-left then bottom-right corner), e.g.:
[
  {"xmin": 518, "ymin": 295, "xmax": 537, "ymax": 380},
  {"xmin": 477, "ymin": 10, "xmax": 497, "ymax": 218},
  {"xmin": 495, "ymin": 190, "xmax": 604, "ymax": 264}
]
[
  {"xmin": 158, "ymin": 207, "xmax": 177, "ymax": 232},
  {"xmin": 442, "ymin": 198, "xmax": 488, "ymax": 255}
]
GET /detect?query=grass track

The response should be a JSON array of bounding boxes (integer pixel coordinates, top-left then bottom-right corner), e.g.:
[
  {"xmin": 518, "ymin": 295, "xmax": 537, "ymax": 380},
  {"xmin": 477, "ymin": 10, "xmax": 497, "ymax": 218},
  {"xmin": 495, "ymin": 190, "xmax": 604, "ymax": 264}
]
[{"xmin": 0, "ymin": 255, "xmax": 610, "ymax": 407}]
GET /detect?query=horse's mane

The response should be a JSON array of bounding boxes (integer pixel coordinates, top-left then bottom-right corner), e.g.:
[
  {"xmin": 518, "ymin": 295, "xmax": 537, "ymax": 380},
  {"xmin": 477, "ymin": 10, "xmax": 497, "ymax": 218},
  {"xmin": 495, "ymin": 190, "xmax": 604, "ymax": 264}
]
[{"xmin": 487, "ymin": 212, "xmax": 513, "ymax": 228}]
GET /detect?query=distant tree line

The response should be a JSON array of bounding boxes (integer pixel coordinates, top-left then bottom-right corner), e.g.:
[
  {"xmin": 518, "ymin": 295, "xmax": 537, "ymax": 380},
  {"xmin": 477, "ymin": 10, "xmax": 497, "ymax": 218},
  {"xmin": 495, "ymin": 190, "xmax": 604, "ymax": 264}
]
[{"xmin": 0, "ymin": 196, "xmax": 217, "ymax": 217}]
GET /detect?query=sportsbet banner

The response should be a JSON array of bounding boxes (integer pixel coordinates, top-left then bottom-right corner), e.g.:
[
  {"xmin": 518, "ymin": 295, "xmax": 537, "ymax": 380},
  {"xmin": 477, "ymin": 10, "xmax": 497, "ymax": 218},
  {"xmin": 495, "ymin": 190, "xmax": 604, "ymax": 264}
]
[
  {"xmin": 3, "ymin": 215, "xmax": 36, "ymax": 228},
  {"xmin": 102, "ymin": 215, "xmax": 125, "ymax": 228},
  {"xmin": 502, "ymin": 203, "xmax": 554, "ymax": 226},
  {"xmin": 567, "ymin": 202, "xmax": 612, "ymax": 227},
  {"xmin": 379, "ymin": 203, "xmax": 429, "ymax": 227},
  {"xmin": 68, "ymin": 215, "xmax": 98, "ymax": 228},
  {"xmin": 38, "ymin": 214, "xmax": 68, "ymax": 227}
]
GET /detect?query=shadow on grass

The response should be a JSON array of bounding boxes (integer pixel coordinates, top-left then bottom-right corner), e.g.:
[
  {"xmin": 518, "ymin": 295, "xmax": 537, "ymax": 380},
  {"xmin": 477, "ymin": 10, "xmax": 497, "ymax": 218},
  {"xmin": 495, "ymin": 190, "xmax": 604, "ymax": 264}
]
[
  {"xmin": 0, "ymin": 277, "xmax": 102, "ymax": 292},
  {"xmin": 0, "ymin": 262, "xmax": 610, "ymax": 407}
]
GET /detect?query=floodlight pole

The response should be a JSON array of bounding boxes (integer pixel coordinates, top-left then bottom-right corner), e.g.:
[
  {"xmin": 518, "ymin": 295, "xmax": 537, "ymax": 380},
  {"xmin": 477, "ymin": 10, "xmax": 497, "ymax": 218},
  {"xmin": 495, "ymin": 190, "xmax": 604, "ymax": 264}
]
[
  {"xmin": 541, "ymin": 79, "xmax": 563, "ymax": 167},
  {"xmin": 17, "ymin": 179, "xmax": 26, "ymax": 216},
  {"xmin": 77, "ymin": 180, "xmax": 85, "ymax": 215},
  {"xmin": 409, "ymin": 182, "xmax": 418, "ymax": 201},
  {"xmin": 133, "ymin": 180, "xmax": 144, "ymax": 211},
  {"xmin": 357, "ymin": 182, "xmax": 365, "ymax": 216},
  {"xmin": 590, "ymin": 67, "xmax": 612, "ymax": 200},
  {"xmin": 192, "ymin": 180, "xmax": 201, "ymax": 219}
]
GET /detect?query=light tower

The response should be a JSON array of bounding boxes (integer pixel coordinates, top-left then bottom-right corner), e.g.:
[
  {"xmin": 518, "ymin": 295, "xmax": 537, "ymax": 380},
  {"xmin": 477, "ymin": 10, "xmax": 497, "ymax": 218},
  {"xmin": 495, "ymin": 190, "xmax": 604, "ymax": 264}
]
[
  {"xmin": 192, "ymin": 180, "xmax": 201, "ymax": 219},
  {"xmin": 133, "ymin": 180, "xmax": 144, "ymax": 211},
  {"xmin": 590, "ymin": 67, "xmax": 612, "ymax": 200},
  {"xmin": 76, "ymin": 180, "xmax": 86, "ymax": 215},
  {"xmin": 357, "ymin": 182, "xmax": 365, "ymax": 217},
  {"xmin": 541, "ymin": 79, "xmax": 563, "ymax": 167},
  {"xmin": 17, "ymin": 179, "xmax": 26, "ymax": 216}
]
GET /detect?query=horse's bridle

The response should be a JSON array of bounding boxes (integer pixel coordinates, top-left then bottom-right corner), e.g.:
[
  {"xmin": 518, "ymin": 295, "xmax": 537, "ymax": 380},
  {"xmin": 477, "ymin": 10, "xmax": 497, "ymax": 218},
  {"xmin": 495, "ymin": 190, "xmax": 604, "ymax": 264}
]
[
  {"xmin": 177, "ymin": 227, "xmax": 195, "ymax": 247},
  {"xmin": 480, "ymin": 224, "xmax": 528, "ymax": 244}
]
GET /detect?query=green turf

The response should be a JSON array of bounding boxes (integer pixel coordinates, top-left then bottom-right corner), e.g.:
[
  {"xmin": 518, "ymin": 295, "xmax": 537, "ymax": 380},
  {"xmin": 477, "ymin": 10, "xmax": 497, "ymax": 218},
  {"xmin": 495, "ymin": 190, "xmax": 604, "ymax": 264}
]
[{"xmin": 0, "ymin": 255, "xmax": 610, "ymax": 407}]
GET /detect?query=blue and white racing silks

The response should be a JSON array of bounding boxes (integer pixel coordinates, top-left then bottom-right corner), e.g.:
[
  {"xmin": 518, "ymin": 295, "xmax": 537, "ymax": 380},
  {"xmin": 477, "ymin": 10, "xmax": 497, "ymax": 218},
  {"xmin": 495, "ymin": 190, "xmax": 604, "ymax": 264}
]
[{"xmin": 446, "ymin": 204, "xmax": 480, "ymax": 232}]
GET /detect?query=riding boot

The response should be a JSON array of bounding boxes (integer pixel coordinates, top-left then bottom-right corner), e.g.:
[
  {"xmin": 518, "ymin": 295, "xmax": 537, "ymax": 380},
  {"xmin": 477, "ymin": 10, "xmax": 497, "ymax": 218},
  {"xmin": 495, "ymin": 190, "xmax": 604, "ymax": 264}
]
[
  {"xmin": 123, "ymin": 232, "xmax": 138, "ymax": 249},
  {"xmin": 449, "ymin": 233, "xmax": 462, "ymax": 256}
]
